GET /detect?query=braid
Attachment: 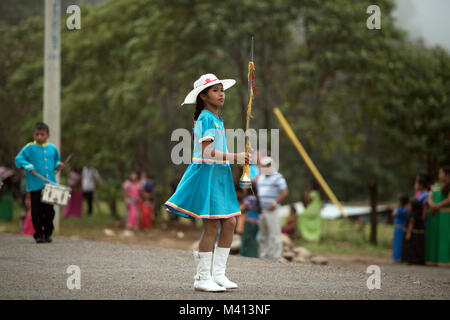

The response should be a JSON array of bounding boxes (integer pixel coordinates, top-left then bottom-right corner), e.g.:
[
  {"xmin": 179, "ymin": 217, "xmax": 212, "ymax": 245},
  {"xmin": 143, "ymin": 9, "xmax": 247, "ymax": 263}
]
[
  {"xmin": 442, "ymin": 183, "xmax": 450, "ymax": 197},
  {"xmin": 193, "ymin": 87, "xmax": 209, "ymax": 121},
  {"xmin": 194, "ymin": 96, "xmax": 204, "ymax": 121},
  {"xmin": 441, "ymin": 165, "xmax": 450, "ymax": 197}
]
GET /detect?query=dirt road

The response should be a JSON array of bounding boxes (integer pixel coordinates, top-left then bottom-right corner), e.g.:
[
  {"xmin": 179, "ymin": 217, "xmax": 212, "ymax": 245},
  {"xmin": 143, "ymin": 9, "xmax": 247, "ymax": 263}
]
[{"xmin": 0, "ymin": 233, "xmax": 449, "ymax": 300}]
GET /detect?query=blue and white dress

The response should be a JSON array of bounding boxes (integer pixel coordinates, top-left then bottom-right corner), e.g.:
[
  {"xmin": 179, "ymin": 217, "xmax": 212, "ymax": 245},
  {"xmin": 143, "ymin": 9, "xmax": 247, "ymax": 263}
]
[{"xmin": 165, "ymin": 109, "xmax": 241, "ymax": 219}]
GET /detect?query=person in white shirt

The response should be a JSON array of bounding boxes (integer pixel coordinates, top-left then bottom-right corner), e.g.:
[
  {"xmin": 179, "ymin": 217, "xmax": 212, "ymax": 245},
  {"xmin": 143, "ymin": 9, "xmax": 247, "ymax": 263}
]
[
  {"xmin": 82, "ymin": 165, "xmax": 101, "ymax": 215},
  {"xmin": 256, "ymin": 156, "xmax": 288, "ymax": 260}
]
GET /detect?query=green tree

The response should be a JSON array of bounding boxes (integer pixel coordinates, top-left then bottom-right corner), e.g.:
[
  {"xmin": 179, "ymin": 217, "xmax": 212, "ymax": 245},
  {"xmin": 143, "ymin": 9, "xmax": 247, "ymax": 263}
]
[
  {"xmin": 0, "ymin": 18, "xmax": 44, "ymax": 168},
  {"xmin": 2, "ymin": 0, "xmax": 449, "ymax": 214}
]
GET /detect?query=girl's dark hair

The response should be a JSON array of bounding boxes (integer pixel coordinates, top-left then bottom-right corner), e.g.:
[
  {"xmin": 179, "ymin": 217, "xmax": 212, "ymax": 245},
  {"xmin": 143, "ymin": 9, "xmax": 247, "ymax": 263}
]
[
  {"xmin": 398, "ymin": 194, "xmax": 409, "ymax": 206},
  {"xmin": 441, "ymin": 165, "xmax": 450, "ymax": 175},
  {"xmin": 416, "ymin": 172, "xmax": 430, "ymax": 190},
  {"xmin": 441, "ymin": 165, "xmax": 450, "ymax": 196},
  {"xmin": 443, "ymin": 184, "xmax": 450, "ymax": 197},
  {"xmin": 194, "ymin": 87, "xmax": 210, "ymax": 121}
]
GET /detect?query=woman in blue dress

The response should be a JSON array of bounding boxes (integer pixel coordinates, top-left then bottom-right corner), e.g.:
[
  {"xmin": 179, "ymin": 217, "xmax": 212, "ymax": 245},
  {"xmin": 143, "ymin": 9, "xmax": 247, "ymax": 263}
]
[
  {"xmin": 392, "ymin": 194, "xmax": 409, "ymax": 262},
  {"xmin": 165, "ymin": 74, "xmax": 249, "ymax": 292}
]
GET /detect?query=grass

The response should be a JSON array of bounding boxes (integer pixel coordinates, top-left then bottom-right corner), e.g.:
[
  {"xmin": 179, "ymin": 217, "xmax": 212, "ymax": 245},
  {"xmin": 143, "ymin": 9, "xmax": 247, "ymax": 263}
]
[
  {"xmin": 293, "ymin": 219, "xmax": 394, "ymax": 255},
  {"xmin": 0, "ymin": 200, "xmax": 120, "ymax": 236},
  {"xmin": 0, "ymin": 200, "xmax": 202, "ymax": 249},
  {"xmin": 1, "ymin": 200, "xmax": 394, "ymax": 256}
]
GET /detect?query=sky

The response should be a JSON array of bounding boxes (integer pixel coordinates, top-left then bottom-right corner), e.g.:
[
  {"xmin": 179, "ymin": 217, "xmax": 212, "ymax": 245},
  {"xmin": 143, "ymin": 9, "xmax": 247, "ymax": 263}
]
[{"xmin": 392, "ymin": 0, "xmax": 450, "ymax": 51}]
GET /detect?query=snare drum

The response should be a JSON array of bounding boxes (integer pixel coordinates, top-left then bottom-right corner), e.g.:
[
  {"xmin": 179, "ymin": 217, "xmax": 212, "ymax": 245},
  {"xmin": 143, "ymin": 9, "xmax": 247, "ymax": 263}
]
[{"xmin": 41, "ymin": 183, "xmax": 72, "ymax": 206}]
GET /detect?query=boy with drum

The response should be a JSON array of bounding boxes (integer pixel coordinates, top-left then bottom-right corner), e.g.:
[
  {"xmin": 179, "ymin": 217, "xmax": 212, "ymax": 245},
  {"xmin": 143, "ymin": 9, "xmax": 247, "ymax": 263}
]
[{"xmin": 15, "ymin": 122, "xmax": 64, "ymax": 243}]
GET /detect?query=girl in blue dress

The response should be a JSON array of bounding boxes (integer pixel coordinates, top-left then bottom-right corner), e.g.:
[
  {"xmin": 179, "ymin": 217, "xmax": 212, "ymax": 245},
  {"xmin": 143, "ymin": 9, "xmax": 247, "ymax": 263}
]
[
  {"xmin": 165, "ymin": 73, "xmax": 249, "ymax": 292},
  {"xmin": 392, "ymin": 194, "xmax": 410, "ymax": 262}
]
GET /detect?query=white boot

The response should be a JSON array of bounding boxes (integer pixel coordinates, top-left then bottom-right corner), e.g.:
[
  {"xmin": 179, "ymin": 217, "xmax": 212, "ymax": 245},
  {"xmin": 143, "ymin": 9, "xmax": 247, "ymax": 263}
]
[
  {"xmin": 193, "ymin": 251, "xmax": 226, "ymax": 292},
  {"xmin": 212, "ymin": 247, "xmax": 238, "ymax": 289}
]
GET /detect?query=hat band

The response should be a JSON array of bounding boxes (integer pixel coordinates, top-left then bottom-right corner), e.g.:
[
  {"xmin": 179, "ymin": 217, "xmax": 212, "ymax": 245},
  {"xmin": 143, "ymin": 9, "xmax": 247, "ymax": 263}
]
[{"xmin": 196, "ymin": 78, "xmax": 219, "ymax": 89}]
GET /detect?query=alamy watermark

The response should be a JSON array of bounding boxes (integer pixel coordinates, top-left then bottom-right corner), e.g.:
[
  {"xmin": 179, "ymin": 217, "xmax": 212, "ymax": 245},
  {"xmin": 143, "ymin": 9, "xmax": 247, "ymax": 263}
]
[
  {"xmin": 170, "ymin": 125, "xmax": 279, "ymax": 170},
  {"xmin": 66, "ymin": 265, "xmax": 81, "ymax": 290},
  {"xmin": 66, "ymin": 5, "xmax": 81, "ymax": 30},
  {"xmin": 366, "ymin": 5, "xmax": 381, "ymax": 30},
  {"xmin": 366, "ymin": 265, "xmax": 381, "ymax": 289},
  {"xmin": 64, "ymin": 4, "xmax": 380, "ymax": 31}
]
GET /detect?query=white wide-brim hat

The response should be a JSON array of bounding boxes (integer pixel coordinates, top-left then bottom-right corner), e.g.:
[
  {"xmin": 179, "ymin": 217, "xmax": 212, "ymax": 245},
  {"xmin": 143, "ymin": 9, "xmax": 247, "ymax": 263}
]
[{"xmin": 180, "ymin": 73, "xmax": 236, "ymax": 107}]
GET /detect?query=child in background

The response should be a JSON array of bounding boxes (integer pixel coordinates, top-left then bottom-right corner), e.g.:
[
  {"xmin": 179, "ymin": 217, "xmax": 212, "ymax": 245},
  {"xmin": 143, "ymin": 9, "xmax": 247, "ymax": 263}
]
[
  {"xmin": 402, "ymin": 199, "xmax": 425, "ymax": 265},
  {"xmin": 139, "ymin": 171, "xmax": 154, "ymax": 230},
  {"xmin": 15, "ymin": 122, "xmax": 63, "ymax": 243},
  {"xmin": 414, "ymin": 172, "xmax": 431, "ymax": 202},
  {"xmin": 239, "ymin": 187, "xmax": 261, "ymax": 258},
  {"xmin": 123, "ymin": 171, "xmax": 141, "ymax": 229},
  {"xmin": 282, "ymin": 205, "xmax": 298, "ymax": 237},
  {"xmin": 22, "ymin": 193, "xmax": 35, "ymax": 236},
  {"xmin": 234, "ymin": 187, "xmax": 245, "ymax": 234},
  {"xmin": 392, "ymin": 194, "xmax": 409, "ymax": 263},
  {"xmin": 62, "ymin": 167, "xmax": 83, "ymax": 218},
  {"xmin": 414, "ymin": 173, "xmax": 430, "ymax": 224}
]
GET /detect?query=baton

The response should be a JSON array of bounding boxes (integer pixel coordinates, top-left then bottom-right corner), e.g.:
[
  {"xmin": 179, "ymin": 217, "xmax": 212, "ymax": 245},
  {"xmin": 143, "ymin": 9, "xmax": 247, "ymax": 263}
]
[
  {"xmin": 55, "ymin": 153, "xmax": 73, "ymax": 175},
  {"xmin": 31, "ymin": 171, "xmax": 55, "ymax": 185}
]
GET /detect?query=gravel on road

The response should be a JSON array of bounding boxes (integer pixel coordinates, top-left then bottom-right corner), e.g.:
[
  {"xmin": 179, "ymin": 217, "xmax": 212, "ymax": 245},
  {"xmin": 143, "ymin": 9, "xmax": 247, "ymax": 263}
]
[{"xmin": 1, "ymin": 233, "xmax": 449, "ymax": 300}]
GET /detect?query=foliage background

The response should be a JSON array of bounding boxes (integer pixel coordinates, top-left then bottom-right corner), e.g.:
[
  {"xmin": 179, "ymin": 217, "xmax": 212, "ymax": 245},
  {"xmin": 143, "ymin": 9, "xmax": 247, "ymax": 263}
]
[{"xmin": 1, "ymin": 0, "xmax": 449, "ymax": 217}]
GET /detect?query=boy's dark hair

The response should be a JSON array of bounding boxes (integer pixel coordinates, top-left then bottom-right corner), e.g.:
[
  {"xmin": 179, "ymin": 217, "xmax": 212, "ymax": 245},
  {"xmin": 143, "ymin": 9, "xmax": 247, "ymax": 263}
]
[
  {"xmin": 398, "ymin": 194, "xmax": 409, "ymax": 206},
  {"xmin": 34, "ymin": 122, "xmax": 50, "ymax": 133}
]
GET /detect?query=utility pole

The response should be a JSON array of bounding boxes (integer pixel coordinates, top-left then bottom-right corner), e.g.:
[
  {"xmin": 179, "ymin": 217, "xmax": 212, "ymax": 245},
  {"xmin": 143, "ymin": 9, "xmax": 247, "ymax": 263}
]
[
  {"xmin": 44, "ymin": 0, "xmax": 61, "ymax": 233},
  {"xmin": 369, "ymin": 179, "xmax": 377, "ymax": 245}
]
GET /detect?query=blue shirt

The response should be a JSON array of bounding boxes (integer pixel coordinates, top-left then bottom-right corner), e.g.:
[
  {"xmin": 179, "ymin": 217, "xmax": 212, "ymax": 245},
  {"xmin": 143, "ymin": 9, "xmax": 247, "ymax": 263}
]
[
  {"xmin": 15, "ymin": 141, "xmax": 62, "ymax": 192},
  {"xmin": 393, "ymin": 206, "xmax": 409, "ymax": 227},
  {"xmin": 192, "ymin": 109, "xmax": 229, "ymax": 165}
]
